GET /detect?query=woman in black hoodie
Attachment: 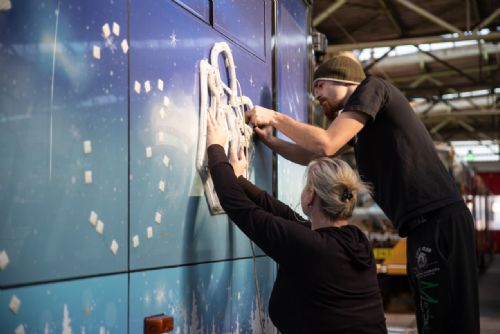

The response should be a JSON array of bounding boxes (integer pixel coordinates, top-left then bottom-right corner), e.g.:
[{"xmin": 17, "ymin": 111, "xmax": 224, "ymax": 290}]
[{"xmin": 206, "ymin": 112, "xmax": 387, "ymax": 333}]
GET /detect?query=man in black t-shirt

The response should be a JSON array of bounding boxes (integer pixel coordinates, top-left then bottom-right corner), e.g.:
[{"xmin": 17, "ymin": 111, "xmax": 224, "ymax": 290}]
[{"xmin": 246, "ymin": 55, "xmax": 479, "ymax": 334}]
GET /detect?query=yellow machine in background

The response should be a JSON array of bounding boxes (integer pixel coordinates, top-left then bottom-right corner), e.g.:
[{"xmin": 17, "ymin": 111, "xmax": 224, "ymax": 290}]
[
  {"xmin": 349, "ymin": 202, "xmax": 404, "ymax": 274},
  {"xmin": 377, "ymin": 238, "xmax": 407, "ymax": 276}
]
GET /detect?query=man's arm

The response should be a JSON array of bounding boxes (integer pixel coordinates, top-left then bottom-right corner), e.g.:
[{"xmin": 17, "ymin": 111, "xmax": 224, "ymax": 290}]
[
  {"xmin": 278, "ymin": 111, "xmax": 367, "ymax": 156},
  {"xmin": 255, "ymin": 126, "xmax": 317, "ymax": 165},
  {"xmin": 249, "ymin": 106, "xmax": 368, "ymax": 157}
]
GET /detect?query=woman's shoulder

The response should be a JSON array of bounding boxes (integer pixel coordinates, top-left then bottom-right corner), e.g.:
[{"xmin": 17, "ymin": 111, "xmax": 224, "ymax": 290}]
[
  {"xmin": 321, "ymin": 225, "xmax": 370, "ymax": 246},
  {"xmin": 342, "ymin": 224, "xmax": 369, "ymax": 239}
]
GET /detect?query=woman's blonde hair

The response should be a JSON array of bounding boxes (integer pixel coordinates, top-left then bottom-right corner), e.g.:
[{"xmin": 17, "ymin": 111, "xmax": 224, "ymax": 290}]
[{"xmin": 306, "ymin": 157, "xmax": 370, "ymax": 220}]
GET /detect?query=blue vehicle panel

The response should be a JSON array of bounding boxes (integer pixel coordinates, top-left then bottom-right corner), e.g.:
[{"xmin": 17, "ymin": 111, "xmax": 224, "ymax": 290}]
[
  {"xmin": 173, "ymin": 0, "xmax": 211, "ymax": 22},
  {"xmin": 130, "ymin": 257, "xmax": 276, "ymax": 333},
  {"xmin": 0, "ymin": 0, "xmax": 128, "ymax": 286},
  {"xmin": 0, "ymin": 274, "xmax": 128, "ymax": 333},
  {"xmin": 213, "ymin": 0, "xmax": 267, "ymax": 60},
  {"xmin": 276, "ymin": 0, "xmax": 309, "ymax": 207},
  {"xmin": 129, "ymin": 0, "xmax": 272, "ymax": 271},
  {"xmin": 0, "ymin": 0, "xmax": 310, "ymax": 331}
]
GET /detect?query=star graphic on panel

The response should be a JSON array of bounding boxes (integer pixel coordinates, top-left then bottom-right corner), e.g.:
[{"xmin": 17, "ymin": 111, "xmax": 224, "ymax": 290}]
[
  {"xmin": 143, "ymin": 293, "xmax": 151, "ymax": 305},
  {"xmin": 169, "ymin": 31, "xmax": 178, "ymax": 47},
  {"xmin": 104, "ymin": 35, "xmax": 117, "ymax": 53},
  {"xmin": 286, "ymin": 62, "xmax": 290, "ymax": 71},
  {"xmin": 83, "ymin": 305, "xmax": 93, "ymax": 315},
  {"xmin": 249, "ymin": 76, "xmax": 254, "ymax": 87},
  {"xmin": 156, "ymin": 288, "xmax": 166, "ymax": 305}
]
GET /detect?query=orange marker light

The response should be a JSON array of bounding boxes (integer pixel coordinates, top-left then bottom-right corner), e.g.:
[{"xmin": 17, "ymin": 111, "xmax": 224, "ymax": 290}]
[{"xmin": 144, "ymin": 314, "xmax": 174, "ymax": 334}]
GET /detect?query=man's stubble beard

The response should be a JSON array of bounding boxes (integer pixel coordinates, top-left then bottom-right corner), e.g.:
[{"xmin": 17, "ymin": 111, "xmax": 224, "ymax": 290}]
[{"xmin": 323, "ymin": 102, "xmax": 343, "ymax": 121}]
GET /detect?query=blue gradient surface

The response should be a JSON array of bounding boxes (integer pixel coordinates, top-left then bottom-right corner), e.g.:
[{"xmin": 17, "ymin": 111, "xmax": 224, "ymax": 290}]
[
  {"xmin": 0, "ymin": 274, "xmax": 128, "ymax": 333},
  {"xmin": 130, "ymin": 257, "xmax": 276, "ymax": 333},
  {"xmin": 0, "ymin": 0, "xmax": 310, "ymax": 332},
  {"xmin": 0, "ymin": 0, "xmax": 128, "ymax": 286},
  {"xmin": 276, "ymin": 0, "xmax": 309, "ymax": 208}
]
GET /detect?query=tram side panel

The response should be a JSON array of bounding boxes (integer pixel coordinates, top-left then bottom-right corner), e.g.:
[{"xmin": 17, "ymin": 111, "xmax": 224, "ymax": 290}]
[
  {"xmin": 0, "ymin": 0, "xmax": 317, "ymax": 332},
  {"xmin": 0, "ymin": 0, "xmax": 129, "ymax": 288},
  {"xmin": 0, "ymin": 1, "xmax": 130, "ymax": 331},
  {"xmin": 128, "ymin": 0, "xmax": 273, "ymax": 273},
  {"xmin": 128, "ymin": 0, "xmax": 277, "ymax": 331},
  {"xmin": 276, "ymin": 0, "xmax": 311, "ymax": 207}
]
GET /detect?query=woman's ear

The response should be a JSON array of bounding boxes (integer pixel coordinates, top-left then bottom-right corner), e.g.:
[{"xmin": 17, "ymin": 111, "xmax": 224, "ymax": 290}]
[{"xmin": 304, "ymin": 187, "xmax": 315, "ymax": 208}]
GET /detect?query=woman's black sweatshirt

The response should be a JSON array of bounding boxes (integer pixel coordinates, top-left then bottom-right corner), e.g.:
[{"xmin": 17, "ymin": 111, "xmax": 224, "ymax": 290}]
[{"xmin": 208, "ymin": 144, "xmax": 387, "ymax": 333}]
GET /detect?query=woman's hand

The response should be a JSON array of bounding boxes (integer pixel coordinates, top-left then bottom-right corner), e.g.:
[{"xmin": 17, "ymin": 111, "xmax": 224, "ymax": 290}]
[
  {"xmin": 229, "ymin": 145, "xmax": 248, "ymax": 178},
  {"xmin": 206, "ymin": 110, "xmax": 228, "ymax": 147}
]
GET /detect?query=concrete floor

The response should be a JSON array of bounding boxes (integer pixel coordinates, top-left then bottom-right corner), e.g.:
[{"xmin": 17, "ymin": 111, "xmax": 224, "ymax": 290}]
[
  {"xmin": 385, "ymin": 254, "xmax": 500, "ymax": 334},
  {"xmin": 479, "ymin": 254, "xmax": 500, "ymax": 333}
]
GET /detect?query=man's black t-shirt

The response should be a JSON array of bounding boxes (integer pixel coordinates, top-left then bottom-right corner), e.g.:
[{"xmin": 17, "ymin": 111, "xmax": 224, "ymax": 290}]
[{"xmin": 343, "ymin": 76, "xmax": 462, "ymax": 236}]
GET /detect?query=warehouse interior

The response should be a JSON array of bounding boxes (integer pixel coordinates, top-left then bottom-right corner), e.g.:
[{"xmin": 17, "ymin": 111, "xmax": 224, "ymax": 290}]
[
  {"xmin": 312, "ymin": 1, "xmax": 500, "ymax": 333},
  {"xmin": 1, "ymin": 0, "xmax": 500, "ymax": 333}
]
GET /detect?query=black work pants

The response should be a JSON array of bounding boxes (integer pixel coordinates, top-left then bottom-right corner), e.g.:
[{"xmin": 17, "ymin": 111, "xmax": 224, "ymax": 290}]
[{"xmin": 406, "ymin": 201, "xmax": 480, "ymax": 334}]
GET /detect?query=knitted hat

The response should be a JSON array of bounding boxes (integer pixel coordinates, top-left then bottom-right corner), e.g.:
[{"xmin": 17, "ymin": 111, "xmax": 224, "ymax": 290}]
[{"xmin": 313, "ymin": 56, "xmax": 366, "ymax": 85}]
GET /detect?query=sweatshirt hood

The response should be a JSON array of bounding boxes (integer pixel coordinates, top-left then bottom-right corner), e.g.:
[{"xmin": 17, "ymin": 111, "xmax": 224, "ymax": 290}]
[{"xmin": 325, "ymin": 225, "xmax": 374, "ymax": 269}]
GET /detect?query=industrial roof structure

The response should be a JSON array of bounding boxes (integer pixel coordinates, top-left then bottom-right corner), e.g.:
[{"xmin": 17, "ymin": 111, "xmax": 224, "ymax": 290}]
[{"xmin": 312, "ymin": 0, "xmax": 500, "ymax": 143}]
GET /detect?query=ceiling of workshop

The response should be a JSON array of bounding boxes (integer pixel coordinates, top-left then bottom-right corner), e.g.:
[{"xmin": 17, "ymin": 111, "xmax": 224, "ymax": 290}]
[{"xmin": 311, "ymin": 0, "xmax": 500, "ymax": 142}]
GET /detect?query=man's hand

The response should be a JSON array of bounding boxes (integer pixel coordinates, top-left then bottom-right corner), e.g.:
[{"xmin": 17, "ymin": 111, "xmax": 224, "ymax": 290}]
[
  {"xmin": 253, "ymin": 125, "xmax": 274, "ymax": 145},
  {"xmin": 246, "ymin": 106, "xmax": 277, "ymax": 127},
  {"xmin": 229, "ymin": 145, "xmax": 248, "ymax": 178},
  {"xmin": 206, "ymin": 110, "xmax": 228, "ymax": 147}
]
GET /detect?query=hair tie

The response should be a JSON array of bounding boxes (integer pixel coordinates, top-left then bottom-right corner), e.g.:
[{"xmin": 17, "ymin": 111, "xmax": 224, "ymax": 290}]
[{"xmin": 341, "ymin": 189, "xmax": 353, "ymax": 201}]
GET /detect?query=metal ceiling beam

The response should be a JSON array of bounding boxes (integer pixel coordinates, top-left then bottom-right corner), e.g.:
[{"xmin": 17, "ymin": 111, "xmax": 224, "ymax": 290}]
[
  {"xmin": 455, "ymin": 119, "xmax": 491, "ymax": 140},
  {"xmin": 394, "ymin": 0, "xmax": 463, "ymax": 35},
  {"xmin": 333, "ymin": 19, "xmax": 357, "ymax": 43},
  {"xmin": 402, "ymin": 81, "xmax": 500, "ymax": 98},
  {"xmin": 415, "ymin": 92, "xmax": 497, "ymax": 104},
  {"xmin": 364, "ymin": 43, "xmax": 500, "ymax": 68},
  {"xmin": 313, "ymin": 0, "xmax": 348, "ymax": 27},
  {"xmin": 422, "ymin": 99, "xmax": 440, "ymax": 115},
  {"xmin": 465, "ymin": 97, "xmax": 485, "ymax": 111},
  {"xmin": 471, "ymin": 0, "xmax": 481, "ymax": 23},
  {"xmin": 418, "ymin": 109, "xmax": 500, "ymax": 117},
  {"xmin": 416, "ymin": 46, "xmax": 478, "ymax": 83},
  {"xmin": 440, "ymin": 87, "xmax": 489, "ymax": 112},
  {"xmin": 344, "ymin": 12, "xmax": 383, "ymax": 39},
  {"xmin": 423, "ymin": 114, "xmax": 497, "ymax": 141},
  {"xmin": 379, "ymin": 0, "xmax": 405, "ymax": 36},
  {"xmin": 390, "ymin": 65, "xmax": 499, "ymax": 83},
  {"xmin": 430, "ymin": 118, "xmax": 452, "ymax": 134},
  {"xmin": 441, "ymin": 99, "xmax": 458, "ymax": 112},
  {"xmin": 326, "ymin": 31, "xmax": 500, "ymax": 52},
  {"xmin": 466, "ymin": 0, "xmax": 471, "ymax": 31},
  {"xmin": 364, "ymin": 47, "xmax": 394, "ymax": 71},
  {"xmin": 426, "ymin": 75, "xmax": 445, "ymax": 87},
  {"xmin": 408, "ymin": 74, "xmax": 428, "ymax": 88},
  {"xmin": 473, "ymin": 8, "xmax": 500, "ymax": 32}
]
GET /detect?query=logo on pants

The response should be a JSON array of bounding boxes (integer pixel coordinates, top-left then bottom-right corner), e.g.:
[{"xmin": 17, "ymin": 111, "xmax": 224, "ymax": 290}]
[{"xmin": 416, "ymin": 246, "xmax": 432, "ymax": 270}]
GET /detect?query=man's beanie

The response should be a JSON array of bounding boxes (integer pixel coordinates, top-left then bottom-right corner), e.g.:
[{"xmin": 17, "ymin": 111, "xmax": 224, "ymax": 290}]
[{"xmin": 313, "ymin": 56, "xmax": 366, "ymax": 85}]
